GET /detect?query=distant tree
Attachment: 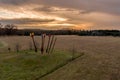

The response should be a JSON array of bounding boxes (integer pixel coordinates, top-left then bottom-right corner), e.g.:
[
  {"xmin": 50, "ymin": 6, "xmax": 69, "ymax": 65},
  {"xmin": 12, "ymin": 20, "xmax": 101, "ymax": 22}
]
[
  {"xmin": 0, "ymin": 23, "xmax": 3, "ymax": 28},
  {"xmin": 0, "ymin": 23, "xmax": 4, "ymax": 35},
  {"xmin": 4, "ymin": 24, "xmax": 17, "ymax": 35}
]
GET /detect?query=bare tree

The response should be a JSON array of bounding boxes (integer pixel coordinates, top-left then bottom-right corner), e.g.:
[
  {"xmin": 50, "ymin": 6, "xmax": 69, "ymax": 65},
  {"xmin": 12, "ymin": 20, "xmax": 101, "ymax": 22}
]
[
  {"xmin": 0, "ymin": 23, "xmax": 3, "ymax": 28},
  {"xmin": 4, "ymin": 24, "xmax": 17, "ymax": 35}
]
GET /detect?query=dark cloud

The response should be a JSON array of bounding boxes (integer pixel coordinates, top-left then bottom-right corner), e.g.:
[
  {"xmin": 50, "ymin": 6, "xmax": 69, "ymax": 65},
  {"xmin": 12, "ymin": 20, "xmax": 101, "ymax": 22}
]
[
  {"xmin": 33, "ymin": 6, "xmax": 53, "ymax": 12},
  {"xmin": 80, "ymin": 10, "xmax": 92, "ymax": 14},
  {"xmin": 37, "ymin": 0, "xmax": 120, "ymax": 15},
  {"xmin": 0, "ymin": 18, "xmax": 55, "ymax": 24},
  {"xmin": 33, "ymin": 6, "xmax": 77, "ymax": 13},
  {"xmin": 1, "ymin": 0, "xmax": 120, "ymax": 15},
  {"xmin": 0, "ymin": 0, "xmax": 29, "ymax": 5}
]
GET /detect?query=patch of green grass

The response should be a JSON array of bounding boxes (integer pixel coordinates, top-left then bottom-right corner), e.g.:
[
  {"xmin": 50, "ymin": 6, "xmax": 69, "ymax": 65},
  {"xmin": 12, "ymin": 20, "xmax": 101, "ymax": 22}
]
[
  {"xmin": 0, "ymin": 42, "xmax": 3, "ymax": 47},
  {"xmin": 0, "ymin": 50, "xmax": 82, "ymax": 80}
]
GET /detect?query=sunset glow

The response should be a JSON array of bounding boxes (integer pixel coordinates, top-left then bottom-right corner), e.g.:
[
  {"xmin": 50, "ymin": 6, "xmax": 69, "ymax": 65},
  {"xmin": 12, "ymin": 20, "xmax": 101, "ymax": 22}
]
[{"xmin": 0, "ymin": 0, "xmax": 120, "ymax": 30}]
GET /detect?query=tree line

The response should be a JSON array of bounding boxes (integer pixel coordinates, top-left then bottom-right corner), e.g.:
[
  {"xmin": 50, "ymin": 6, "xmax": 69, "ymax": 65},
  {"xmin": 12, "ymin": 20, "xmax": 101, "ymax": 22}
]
[
  {"xmin": 0, "ymin": 24, "xmax": 17, "ymax": 35},
  {"xmin": 0, "ymin": 24, "xmax": 120, "ymax": 37}
]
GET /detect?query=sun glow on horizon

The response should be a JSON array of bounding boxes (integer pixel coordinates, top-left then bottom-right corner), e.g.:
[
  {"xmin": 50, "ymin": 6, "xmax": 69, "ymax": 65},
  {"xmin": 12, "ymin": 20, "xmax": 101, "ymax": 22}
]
[{"xmin": 0, "ymin": 1, "xmax": 120, "ymax": 30}]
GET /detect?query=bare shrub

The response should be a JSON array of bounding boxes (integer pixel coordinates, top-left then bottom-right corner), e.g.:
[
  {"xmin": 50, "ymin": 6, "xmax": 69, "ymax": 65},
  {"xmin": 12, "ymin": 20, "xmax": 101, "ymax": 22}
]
[
  {"xmin": 8, "ymin": 47, "xmax": 11, "ymax": 53},
  {"xmin": 15, "ymin": 43, "xmax": 21, "ymax": 52},
  {"xmin": 68, "ymin": 44, "xmax": 77, "ymax": 60}
]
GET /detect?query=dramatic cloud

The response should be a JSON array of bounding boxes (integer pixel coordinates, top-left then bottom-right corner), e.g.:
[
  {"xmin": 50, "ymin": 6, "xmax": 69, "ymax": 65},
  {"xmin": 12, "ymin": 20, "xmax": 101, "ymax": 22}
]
[
  {"xmin": 1, "ymin": 0, "xmax": 120, "ymax": 15},
  {"xmin": 0, "ymin": 18, "xmax": 55, "ymax": 24},
  {"xmin": 0, "ymin": 0, "xmax": 120, "ymax": 30}
]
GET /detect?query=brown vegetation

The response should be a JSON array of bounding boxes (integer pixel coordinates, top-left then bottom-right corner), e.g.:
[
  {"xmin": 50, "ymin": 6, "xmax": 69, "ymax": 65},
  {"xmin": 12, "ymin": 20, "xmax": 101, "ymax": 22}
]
[{"xmin": 0, "ymin": 36, "xmax": 120, "ymax": 80}]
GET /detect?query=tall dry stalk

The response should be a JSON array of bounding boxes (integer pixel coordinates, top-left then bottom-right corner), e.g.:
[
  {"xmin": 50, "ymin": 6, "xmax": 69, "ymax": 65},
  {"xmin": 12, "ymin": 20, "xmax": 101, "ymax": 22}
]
[
  {"xmin": 15, "ymin": 43, "xmax": 20, "ymax": 52},
  {"xmin": 68, "ymin": 44, "xmax": 77, "ymax": 60}
]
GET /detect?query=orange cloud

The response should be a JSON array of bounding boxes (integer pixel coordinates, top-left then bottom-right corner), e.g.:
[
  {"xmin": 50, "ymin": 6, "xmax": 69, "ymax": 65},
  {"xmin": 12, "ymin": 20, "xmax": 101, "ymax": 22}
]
[{"xmin": 72, "ymin": 23, "xmax": 94, "ymax": 30}]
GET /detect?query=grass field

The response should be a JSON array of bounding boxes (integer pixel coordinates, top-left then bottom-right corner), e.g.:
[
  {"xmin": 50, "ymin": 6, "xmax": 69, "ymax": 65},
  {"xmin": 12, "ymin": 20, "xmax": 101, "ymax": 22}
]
[
  {"xmin": 0, "ymin": 50, "xmax": 82, "ymax": 80},
  {"xmin": 0, "ymin": 35, "xmax": 120, "ymax": 80},
  {"xmin": 0, "ymin": 42, "xmax": 3, "ymax": 47}
]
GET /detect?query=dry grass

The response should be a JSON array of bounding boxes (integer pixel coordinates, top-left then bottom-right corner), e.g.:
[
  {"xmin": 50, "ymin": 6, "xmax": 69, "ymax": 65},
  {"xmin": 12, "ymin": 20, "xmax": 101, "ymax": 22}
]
[{"xmin": 0, "ymin": 35, "xmax": 120, "ymax": 80}]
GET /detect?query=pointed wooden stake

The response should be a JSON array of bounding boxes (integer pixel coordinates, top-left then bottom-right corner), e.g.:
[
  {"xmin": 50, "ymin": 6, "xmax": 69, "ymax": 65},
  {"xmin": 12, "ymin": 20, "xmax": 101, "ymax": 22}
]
[
  {"xmin": 50, "ymin": 37, "xmax": 57, "ymax": 53},
  {"xmin": 41, "ymin": 34, "xmax": 46, "ymax": 54},
  {"xmin": 46, "ymin": 34, "xmax": 51, "ymax": 53},
  {"xmin": 30, "ymin": 32, "xmax": 37, "ymax": 52},
  {"xmin": 48, "ymin": 35, "xmax": 54, "ymax": 54}
]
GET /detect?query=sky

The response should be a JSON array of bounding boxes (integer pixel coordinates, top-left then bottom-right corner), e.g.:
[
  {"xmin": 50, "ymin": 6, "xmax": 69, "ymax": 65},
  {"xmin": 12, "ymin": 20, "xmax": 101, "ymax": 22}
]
[{"xmin": 0, "ymin": 0, "xmax": 120, "ymax": 30}]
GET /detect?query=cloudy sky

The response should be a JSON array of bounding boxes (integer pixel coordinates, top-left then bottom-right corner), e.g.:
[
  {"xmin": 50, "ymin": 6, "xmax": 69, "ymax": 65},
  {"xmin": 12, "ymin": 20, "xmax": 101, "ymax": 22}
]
[{"xmin": 0, "ymin": 0, "xmax": 120, "ymax": 30}]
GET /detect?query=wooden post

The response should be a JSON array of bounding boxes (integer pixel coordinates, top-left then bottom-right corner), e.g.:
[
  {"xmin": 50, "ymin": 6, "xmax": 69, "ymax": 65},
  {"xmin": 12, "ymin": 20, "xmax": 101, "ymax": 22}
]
[
  {"xmin": 30, "ymin": 32, "xmax": 37, "ymax": 52},
  {"xmin": 50, "ymin": 37, "xmax": 57, "ymax": 53},
  {"xmin": 48, "ymin": 35, "xmax": 54, "ymax": 54},
  {"xmin": 46, "ymin": 34, "xmax": 51, "ymax": 53},
  {"xmin": 41, "ymin": 34, "xmax": 46, "ymax": 54}
]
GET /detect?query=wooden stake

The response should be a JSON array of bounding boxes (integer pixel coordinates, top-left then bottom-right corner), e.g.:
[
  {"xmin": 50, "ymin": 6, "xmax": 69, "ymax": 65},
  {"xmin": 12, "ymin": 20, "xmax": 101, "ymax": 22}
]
[
  {"xmin": 46, "ymin": 34, "xmax": 51, "ymax": 53},
  {"xmin": 41, "ymin": 34, "xmax": 46, "ymax": 54},
  {"xmin": 30, "ymin": 33, "xmax": 37, "ymax": 52},
  {"xmin": 50, "ymin": 37, "xmax": 57, "ymax": 53},
  {"xmin": 48, "ymin": 35, "xmax": 54, "ymax": 54}
]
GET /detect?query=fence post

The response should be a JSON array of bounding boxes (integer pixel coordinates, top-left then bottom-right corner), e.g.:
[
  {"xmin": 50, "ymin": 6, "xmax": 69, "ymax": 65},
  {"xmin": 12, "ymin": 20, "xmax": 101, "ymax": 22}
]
[{"xmin": 30, "ymin": 32, "xmax": 37, "ymax": 52}]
